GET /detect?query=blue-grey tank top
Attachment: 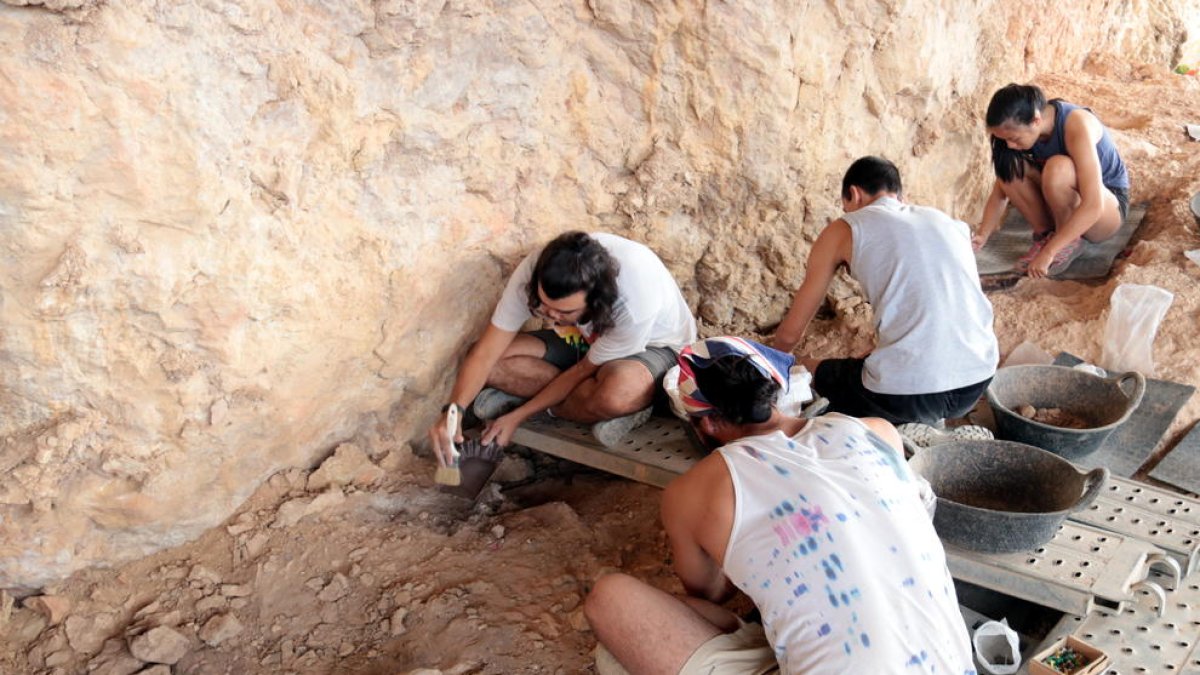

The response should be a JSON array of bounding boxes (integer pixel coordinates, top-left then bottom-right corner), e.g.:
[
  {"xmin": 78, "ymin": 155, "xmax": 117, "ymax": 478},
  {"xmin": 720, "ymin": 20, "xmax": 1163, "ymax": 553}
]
[{"xmin": 1030, "ymin": 100, "xmax": 1129, "ymax": 190}]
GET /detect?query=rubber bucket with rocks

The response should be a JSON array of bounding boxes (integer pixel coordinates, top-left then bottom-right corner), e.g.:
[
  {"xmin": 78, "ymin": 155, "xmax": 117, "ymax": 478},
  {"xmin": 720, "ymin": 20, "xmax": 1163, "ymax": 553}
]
[
  {"xmin": 986, "ymin": 365, "xmax": 1145, "ymax": 460},
  {"xmin": 909, "ymin": 440, "xmax": 1109, "ymax": 553}
]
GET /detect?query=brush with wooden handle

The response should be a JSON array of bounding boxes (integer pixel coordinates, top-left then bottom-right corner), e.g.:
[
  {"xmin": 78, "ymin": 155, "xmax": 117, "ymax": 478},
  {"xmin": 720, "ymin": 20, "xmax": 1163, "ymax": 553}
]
[{"xmin": 433, "ymin": 404, "xmax": 462, "ymax": 486}]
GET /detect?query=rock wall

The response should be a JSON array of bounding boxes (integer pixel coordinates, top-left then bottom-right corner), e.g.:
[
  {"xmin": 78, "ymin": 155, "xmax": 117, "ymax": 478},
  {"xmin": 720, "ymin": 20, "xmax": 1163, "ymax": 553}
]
[{"xmin": 0, "ymin": 0, "xmax": 1194, "ymax": 588}]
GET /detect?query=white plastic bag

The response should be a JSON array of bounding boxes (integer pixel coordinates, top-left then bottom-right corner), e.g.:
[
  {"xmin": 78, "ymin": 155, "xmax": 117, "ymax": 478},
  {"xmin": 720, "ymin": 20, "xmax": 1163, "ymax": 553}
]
[
  {"xmin": 972, "ymin": 619, "xmax": 1020, "ymax": 675},
  {"xmin": 1100, "ymin": 284, "xmax": 1174, "ymax": 376}
]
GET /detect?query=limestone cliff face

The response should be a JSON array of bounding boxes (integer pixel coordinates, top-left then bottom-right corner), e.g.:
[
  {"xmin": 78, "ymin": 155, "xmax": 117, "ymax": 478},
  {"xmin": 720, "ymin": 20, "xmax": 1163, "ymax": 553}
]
[{"xmin": 0, "ymin": 0, "xmax": 1193, "ymax": 587}]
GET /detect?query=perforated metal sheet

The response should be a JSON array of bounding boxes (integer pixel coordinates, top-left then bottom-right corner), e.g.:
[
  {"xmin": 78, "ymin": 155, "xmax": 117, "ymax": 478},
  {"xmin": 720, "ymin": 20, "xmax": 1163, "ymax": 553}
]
[
  {"xmin": 946, "ymin": 520, "xmax": 1167, "ymax": 616},
  {"xmin": 1072, "ymin": 475, "xmax": 1200, "ymax": 574},
  {"xmin": 511, "ymin": 415, "xmax": 705, "ymax": 488},
  {"xmin": 1023, "ymin": 568, "xmax": 1200, "ymax": 674}
]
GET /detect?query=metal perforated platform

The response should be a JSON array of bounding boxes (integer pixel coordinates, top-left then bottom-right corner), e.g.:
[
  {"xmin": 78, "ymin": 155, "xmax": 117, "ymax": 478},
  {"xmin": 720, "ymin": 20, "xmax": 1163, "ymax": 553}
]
[
  {"xmin": 1022, "ymin": 568, "xmax": 1200, "ymax": 674},
  {"xmin": 511, "ymin": 417, "xmax": 1176, "ymax": 617},
  {"xmin": 946, "ymin": 521, "xmax": 1174, "ymax": 616},
  {"xmin": 510, "ymin": 415, "xmax": 706, "ymax": 488},
  {"xmin": 1072, "ymin": 475, "xmax": 1200, "ymax": 575}
]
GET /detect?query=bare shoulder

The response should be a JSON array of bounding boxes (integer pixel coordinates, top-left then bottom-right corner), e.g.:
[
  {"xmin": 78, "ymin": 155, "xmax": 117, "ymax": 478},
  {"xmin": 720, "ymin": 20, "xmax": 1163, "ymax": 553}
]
[
  {"xmin": 664, "ymin": 452, "xmax": 731, "ymax": 512},
  {"xmin": 858, "ymin": 416, "xmax": 902, "ymax": 451},
  {"xmin": 1064, "ymin": 106, "xmax": 1103, "ymax": 140},
  {"xmin": 664, "ymin": 450, "xmax": 736, "ymax": 564}
]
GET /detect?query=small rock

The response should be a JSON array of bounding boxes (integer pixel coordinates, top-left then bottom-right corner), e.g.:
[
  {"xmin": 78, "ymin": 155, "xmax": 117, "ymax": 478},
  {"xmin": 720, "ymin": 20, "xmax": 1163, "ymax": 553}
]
[
  {"xmin": 242, "ymin": 532, "xmax": 271, "ymax": 560},
  {"xmin": 338, "ymin": 642, "xmax": 355, "ymax": 657},
  {"xmin": 65, "ymin": 612, "xmax": 120, "ymax": 655},
  {"xmin": 230, "ymin": 599, "xmax": 249, "ymax": 609},
  {"xmin": 305, "ymin": 577, "xmax": 326, "ymax": 592},
  {"xmin": 491, "ymin": 525, "xmax": 506, "ymax": 539},
  {"xmin": 390, "ymin": 608, "xmax": 409, "ymax": 636},
  {"xmin": 0, "ymin": 590, "xmax": 14, "ymax": 625},
  {"xmin": 45, "ymin": 649, "xmax": 74, "ymax": 667},
  {"xmin": 272, "ymin": 489, "xmax": 346, "ymax": 528},
  {"xmin": 187, "ymin": 565, "xmax": 222, "ymax": 586},
  {"xmin": 491, "ymin": 455, "xmax": 532, "ymax": 482},
  {"xmin": 196, "ymin": 595, "xmax": 226, "ymax": 613},
  {"xmin": 86, "ymin": 638, "xmax": 143, "ymax": 675},
  {"xmin": 199, "ymin": 613, "xmax": 244, "ymax": 646},
  {"xmin": 307, "ymin": 443, "xmax": 385, "ymax": 491},
  {"xmin": 220, "ymin": 584, "xmax": 252, "ymax": 598},
  {"xmin": 1017, "ymin": 403, "xmax": 1037, "ymax": 419},
  {"xmin": 24, "ymin": 595, "xmax": 71, "ymax": 625},
  {"xmin": 128, "ymin": 626, "xmax": 191, "ymax": 664},
  {"xmin": 225, "ymin": 522, "xmax": 255, "ymax": 536},
  {"xmin": 317, "ymin": 573, "xmax": 351, "ymax": 603},
  {"xmin": 568, "ymin": 607, "xmax": 590, "ymax": 632},
  {"xmin": 138, "ymin": 666, "xmax": 173, "ymax": 675}
]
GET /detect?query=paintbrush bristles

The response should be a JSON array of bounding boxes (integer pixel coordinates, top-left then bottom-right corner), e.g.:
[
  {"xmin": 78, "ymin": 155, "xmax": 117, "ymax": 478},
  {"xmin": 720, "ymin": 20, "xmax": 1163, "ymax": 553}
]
[{"xmin": 434, "ymin": 465, "xmax": 462, "ymax": 486}]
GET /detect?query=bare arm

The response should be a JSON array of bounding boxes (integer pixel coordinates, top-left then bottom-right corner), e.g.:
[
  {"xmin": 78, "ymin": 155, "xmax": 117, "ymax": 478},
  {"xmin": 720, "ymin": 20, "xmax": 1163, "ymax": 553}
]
[
  {"xmin": 1042, "ymin": 110, "xmax": 1107, "ymax": 258},
  {"xmin": 973, "ymin": 180, "xmax": 1009, "ymax": 250},
  {"xmin": 427, "ymin": 323, "xmax": 516, "ymax": 464},
  {"xmin": 772, "ymin": 219, "xmax": 853, "ymax": 353},
  {"xmin": 662, "ymin": 456, "xmax": 736, "ymax": 603},
  {"xmin": 480, "ymin": 357, "xmax": 599, "ymax": 446}
]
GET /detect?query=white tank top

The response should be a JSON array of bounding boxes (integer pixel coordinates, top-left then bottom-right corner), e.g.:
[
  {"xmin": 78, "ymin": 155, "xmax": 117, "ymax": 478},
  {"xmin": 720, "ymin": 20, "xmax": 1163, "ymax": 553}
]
[
  {"xmin": 718, "ymin": 414, "xmax": 975, "ymax": 675},
  {"xmin": 842, "ymin": 196, "xmax": 998, "ymax": 395}
]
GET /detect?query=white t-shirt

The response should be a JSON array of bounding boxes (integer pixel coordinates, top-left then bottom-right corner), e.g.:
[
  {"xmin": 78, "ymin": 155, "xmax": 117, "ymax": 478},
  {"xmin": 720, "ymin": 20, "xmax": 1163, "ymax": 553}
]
[
  {"xmin": 718, "ymin": 414, "xmax": 975, "ymax": 675},
  {"xmin": 490, "ymin": 233, "xmax": 697, "ymax": 364}
]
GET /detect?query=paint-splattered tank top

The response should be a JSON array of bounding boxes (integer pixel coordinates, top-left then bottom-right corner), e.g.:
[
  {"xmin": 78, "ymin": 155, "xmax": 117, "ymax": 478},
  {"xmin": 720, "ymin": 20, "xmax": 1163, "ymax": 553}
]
[{"xmin": 717, "ymin": 414, "xmax": 976, "ymax": 675}]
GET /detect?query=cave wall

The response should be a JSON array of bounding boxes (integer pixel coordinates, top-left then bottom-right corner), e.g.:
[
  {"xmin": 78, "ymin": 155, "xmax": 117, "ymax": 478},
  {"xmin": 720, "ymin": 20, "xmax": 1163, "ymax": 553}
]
[{"xmin": 0, "ymin": 0, "xmax": 1194, "ymax": 587}]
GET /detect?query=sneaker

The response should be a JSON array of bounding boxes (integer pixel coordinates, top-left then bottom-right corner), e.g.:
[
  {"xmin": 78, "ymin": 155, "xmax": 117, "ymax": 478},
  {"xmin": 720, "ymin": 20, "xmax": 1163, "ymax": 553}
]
[
  {"xmin": 897, "ymin": 422, "xmax": 994, "ymax": 449},
  {"xmin": 1014, "ymin": 230, "xmax": 1053, "ymax": 273},
  {"xmin": 592, "ymin": 407, "xmax": 653, "ymax": 448},
  {"xmin": 800, "ymin": 396, "xmax": 830, "ymax": 419},
  {"xmin": 471, "ymin": 388, "xmax": 527, "ymax": 420},
  {"xmin": 1046, "ymin": 237, "xmax": 1086, "ymax": 276}
]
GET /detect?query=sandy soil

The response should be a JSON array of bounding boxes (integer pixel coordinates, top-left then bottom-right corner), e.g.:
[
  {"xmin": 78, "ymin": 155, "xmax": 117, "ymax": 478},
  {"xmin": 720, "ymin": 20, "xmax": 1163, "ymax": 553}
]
[{"xmin": 1, "ymin": 61, "xmax": 1198, "ymax": 675}]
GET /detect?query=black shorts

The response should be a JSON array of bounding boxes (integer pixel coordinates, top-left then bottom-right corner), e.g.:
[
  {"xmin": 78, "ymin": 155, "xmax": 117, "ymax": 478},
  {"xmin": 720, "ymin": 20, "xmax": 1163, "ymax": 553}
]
[
  {"xmin": 813, "ymin": 358, "xmax": 992, "ymax": 425},
  {"xmin": 528, "ymin": 329, "xmax": 677, "ymax": 382}
]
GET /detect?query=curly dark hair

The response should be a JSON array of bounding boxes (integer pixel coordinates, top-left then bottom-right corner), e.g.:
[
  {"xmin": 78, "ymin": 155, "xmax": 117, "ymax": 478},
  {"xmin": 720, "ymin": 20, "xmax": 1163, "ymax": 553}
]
[
  {"xmin": 985, "ymin": 83, "xmax": 1048, "ymax": 183},
  {"xmin": 526, "ymin": 231, "xmax": 620, "ymax": 335},
  {"xmin": 692, "ymin": 355, "xmax": 780, "ymax": 425}
]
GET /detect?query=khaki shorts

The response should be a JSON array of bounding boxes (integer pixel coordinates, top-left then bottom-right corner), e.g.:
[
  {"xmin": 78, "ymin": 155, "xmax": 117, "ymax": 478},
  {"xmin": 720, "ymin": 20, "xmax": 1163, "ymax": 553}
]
[
  {"xmin": 680, "ymin": 622, "xmax": 779, "ymax": 675},
  {"xmin": 596, "ymin": 622, "xmax": 779, "ymax": 675}
]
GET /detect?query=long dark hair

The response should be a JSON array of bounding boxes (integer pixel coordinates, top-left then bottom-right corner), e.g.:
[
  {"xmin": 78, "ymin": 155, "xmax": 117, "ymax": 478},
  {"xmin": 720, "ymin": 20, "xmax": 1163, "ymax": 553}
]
[
  {"xmin": 693, "ymin": 355, "xmax": 779, "ymax": 425},
  {"xmin": 985, "ymin": 83, "xmax": 1046, "ymax": 183},
  {"xmin": 526, "ymin": 231, "xmax": 620, "ymax": 334}
]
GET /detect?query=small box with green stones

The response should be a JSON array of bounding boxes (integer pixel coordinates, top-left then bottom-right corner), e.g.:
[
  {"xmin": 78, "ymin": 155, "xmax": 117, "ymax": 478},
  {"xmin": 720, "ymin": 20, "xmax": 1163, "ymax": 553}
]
[{"xmin": 1029, "ymin": 635, "xmax": 1109, "ymax": 675}]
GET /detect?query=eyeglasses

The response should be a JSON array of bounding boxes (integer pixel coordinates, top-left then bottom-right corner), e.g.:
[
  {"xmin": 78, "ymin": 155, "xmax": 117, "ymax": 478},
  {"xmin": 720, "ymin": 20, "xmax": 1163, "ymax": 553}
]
[{"xmin": 534, "ymin": 302, "xmax": 586, "ymax": 323}]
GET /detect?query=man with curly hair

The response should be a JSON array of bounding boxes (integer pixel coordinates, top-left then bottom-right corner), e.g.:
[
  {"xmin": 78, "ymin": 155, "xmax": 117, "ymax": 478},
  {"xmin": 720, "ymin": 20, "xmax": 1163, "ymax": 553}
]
[{"xmin": 428, "ymin": 231, "xmax": 696, "ymax": 460}]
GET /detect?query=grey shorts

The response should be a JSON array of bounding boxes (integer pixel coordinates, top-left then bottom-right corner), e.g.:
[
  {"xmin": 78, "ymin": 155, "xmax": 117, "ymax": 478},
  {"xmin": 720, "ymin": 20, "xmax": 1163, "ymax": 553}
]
[
  {"xmin": 528, "ymin": 329, "xmax": 678, "ymax": 383},
  {"xmin": 1108, "ymin": 185, "xmax": 1130, "ymax": 223}
]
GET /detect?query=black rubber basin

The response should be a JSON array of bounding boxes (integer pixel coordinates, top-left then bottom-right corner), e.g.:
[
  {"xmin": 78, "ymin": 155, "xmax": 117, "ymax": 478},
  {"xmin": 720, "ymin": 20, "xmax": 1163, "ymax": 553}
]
[{"xmin": 909, "ymin": 440, "xmax": 1108, "ymax": 553}]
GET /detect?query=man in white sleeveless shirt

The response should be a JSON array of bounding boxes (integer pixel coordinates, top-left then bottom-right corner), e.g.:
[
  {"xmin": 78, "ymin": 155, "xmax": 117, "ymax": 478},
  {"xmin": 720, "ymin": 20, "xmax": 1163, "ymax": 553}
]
[
  {"xmin": 773, "ymin": 156, "xmax": 999, "ymax": 425},
  {"xmin": 585, "ymin": 337, "xmax": 975, "ymax": 675}
]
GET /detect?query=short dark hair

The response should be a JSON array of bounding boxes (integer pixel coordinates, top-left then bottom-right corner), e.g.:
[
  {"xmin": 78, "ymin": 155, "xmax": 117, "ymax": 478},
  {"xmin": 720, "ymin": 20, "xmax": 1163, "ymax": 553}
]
[
  {"xmin": 692, "ymin": 355, "xmax": 779, "ymax": 425},
  {"xmin": 841, "ymin": 156, "xmax": 902, "ymax": 200},
  {"xmin": 525, "ymin": 231, "xmax": 620, "ymax": 334},
  {"xmin": 985, "ymin": 83, "xmax": 1047, "ymax": 183}
]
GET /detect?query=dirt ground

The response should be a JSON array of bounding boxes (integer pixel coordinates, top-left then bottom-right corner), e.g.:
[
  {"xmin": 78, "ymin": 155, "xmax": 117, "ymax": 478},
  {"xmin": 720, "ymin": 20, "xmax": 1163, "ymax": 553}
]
[{"xmin": 2, "ymin": 60, "xmax": 1199, "ymax": 675}]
